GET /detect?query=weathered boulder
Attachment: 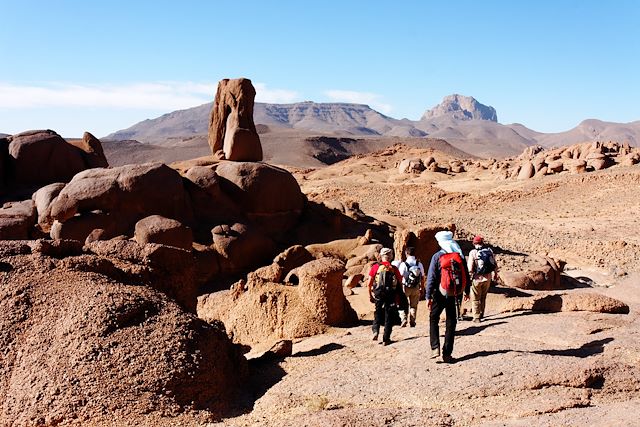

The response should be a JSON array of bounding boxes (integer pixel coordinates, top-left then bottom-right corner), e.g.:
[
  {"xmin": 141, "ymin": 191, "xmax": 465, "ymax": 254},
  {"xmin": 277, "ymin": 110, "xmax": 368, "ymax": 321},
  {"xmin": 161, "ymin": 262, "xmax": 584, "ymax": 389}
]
[
  {"xmin": 547, "ymin": 160, "xmax": 564, "ymax": 173},
  {"xmin": 501, "ymin": 255, "xmax": 564, "ymax": 290},
  {"xmin": 211, "ymin": 223, "xmax": 275, "ymax": 273},
  {"xmin": 273, "ymin": 245, "xmax": 315, "ymax": 277},
  {"xmin": 6, "ymin": 130, "xmax": 108, "ymax": 188},
  {"xmin": 208, "ymin": 78, "xmax": 262, "ymax": 161},
  {"xmin": 67, "ymin": 132, "xmax": 109, "ymax": 169},
  {"xmin": 50, "ymin": 213, "xmax": 117, "ymax": 242},
  {"xmin": 394, "ymin": 224, "xmax": 456, "ymax": 265},
  {"xmin": 500, "ymin": 292, "xmax": 629, "ymax": 314},
  {"xmin": 0, "ymin": 200, "xmax": 37, "ymax": 239},
  {"xmin": 398, "ymin": 158, "xmax": 425, "ymax": 174},
  {"xmin": 134, "ymin": 215, "xmax": 193, "ymax": 250},
  {"xmin": 216, "ymin": 161, "xmax": 305, "ymax": 237},
  {"xmin": 32, "ymin": 182, "xmax": 66, "ymax": 232},
  {"xmin": 517, "ymin": 162, "xmax": 535, "ymax": 180},
  {"xmin": 183, "ymin": 165, "xmax": 242, "ymax": 226},
  {"xmin": 345, "ymin": 273, "xmax": 364, "ymax": 289},
  {"xmin": 49, "ymin": 163, "xmax": 192, "ymax": 242}
]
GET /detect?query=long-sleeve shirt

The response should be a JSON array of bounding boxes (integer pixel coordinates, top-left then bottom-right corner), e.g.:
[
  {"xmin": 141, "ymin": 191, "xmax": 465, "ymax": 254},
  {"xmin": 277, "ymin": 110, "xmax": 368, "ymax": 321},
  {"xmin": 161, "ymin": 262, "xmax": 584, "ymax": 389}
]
[{"xmin": 426, "ymin": 249, "xmax": 471, "ymax": 299}]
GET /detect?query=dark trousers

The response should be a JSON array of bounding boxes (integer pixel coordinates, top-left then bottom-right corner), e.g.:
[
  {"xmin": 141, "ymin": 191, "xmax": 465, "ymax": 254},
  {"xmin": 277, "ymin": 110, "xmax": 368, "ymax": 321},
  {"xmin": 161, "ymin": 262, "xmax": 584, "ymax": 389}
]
[
  {"xmin": 372, "ymin": 296, "xmax": 394, "ymax": 342},
  {"xmin": 429, "ymin": 291, "xmax": 458, "ymax": 356}
]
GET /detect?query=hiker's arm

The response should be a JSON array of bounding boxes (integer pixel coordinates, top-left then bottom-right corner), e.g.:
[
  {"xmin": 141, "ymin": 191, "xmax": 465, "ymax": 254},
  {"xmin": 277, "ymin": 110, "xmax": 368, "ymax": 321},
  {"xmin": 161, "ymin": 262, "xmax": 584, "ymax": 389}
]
[
  {"xmin": 367, "ymin": 275, "xmax": 375, "ymax": 303},
  {"xmin": 467, "ymin": 251, "xmax": 474, "ymax": 275},
  {"xmin": 425, "ymin": 254, "xmax": 438, "ymax": 304}
]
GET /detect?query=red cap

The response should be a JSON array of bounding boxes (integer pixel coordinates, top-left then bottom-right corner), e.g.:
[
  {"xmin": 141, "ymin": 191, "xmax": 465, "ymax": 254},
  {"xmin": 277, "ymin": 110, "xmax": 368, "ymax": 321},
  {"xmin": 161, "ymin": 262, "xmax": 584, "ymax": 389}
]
[{"xmin": 473, "ymin": 235, "xmax": 484, "ymax": 245}]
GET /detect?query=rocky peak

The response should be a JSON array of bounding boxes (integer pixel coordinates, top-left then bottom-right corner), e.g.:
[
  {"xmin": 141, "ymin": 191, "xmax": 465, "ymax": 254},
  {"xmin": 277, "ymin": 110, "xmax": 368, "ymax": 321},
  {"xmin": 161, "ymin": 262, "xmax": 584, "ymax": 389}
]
[{"xmin": 422, "ymin": 94, "xmax": 498, "ymax": 122}]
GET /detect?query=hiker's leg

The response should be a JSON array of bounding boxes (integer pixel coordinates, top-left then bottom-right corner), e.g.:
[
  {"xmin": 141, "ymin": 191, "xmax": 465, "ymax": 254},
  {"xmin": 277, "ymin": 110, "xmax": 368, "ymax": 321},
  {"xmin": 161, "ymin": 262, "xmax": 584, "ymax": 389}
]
[
  {"xmin": 479, "ymin": 280, "xmax": 491, "ymax": 318},
  {"xmin": 430, "ymin": 293, "xmax": 445, "ymax": 350},
  {"xmin": 372, "ymin": 299, "xmax": 384, "ymax": 334},
  {"xmin": 383, "ymin": 298, "xmax": 394, "ymax": 342},
  {"xmin": 443, "ymin": 296, "xmax": 458, "ymax": 356},
  {"xmin": 471, "ymin": 280, "xmax": 482, "ymax": 320},
  {"xmin": 408, "ymin": 287, "xmax": 420, "ymax": 324}
]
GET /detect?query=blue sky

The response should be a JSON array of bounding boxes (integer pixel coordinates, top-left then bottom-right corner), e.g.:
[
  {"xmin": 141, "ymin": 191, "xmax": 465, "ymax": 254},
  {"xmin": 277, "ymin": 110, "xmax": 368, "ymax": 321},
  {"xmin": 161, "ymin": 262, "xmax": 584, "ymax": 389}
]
[{"xmin": 1, "ymin": 0, "xmax": 638, "ymax": 137}]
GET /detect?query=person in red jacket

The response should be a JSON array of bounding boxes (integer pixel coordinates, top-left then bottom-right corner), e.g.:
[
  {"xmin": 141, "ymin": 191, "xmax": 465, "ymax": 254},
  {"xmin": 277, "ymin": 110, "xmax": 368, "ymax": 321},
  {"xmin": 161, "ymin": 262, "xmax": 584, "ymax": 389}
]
[{"xmin": 367, "ymin": 247, "xmax": 404, "ymax": 346}]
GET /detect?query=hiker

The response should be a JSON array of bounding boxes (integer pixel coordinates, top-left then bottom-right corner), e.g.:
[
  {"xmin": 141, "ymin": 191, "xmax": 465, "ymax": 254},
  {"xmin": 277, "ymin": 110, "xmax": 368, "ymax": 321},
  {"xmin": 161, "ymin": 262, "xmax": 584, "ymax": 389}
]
[
  {"xmin": 368, "ymin": 247, "xmax": 404, "ymax": 346},
  {"xmin": 467, "ymin": 235, "xmax": 499, "ymax": 323},
  {"xmin": 426, "ymin": 230, "xmax": 470, "ymax": 363},
  {"xmin": 397, "ymin": 247, "xmax": 425, "ymax": 327}
]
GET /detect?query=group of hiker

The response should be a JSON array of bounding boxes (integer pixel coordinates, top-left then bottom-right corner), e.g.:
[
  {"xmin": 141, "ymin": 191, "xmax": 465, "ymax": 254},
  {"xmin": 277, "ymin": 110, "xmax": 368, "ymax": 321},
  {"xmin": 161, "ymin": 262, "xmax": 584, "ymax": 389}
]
[{"xmin": 367, "ymin": 231, "xmax": 499, "ymax": 363}]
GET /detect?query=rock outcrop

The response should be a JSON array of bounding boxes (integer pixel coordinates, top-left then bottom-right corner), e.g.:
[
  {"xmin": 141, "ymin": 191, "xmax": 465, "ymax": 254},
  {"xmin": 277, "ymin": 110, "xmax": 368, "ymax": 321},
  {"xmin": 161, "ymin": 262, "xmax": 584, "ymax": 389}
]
[
  {"xmin": 500, "ymin": 292, "xmax": 629, "ymax": 314},
  {"xmin": 3, "ymin": 130, "xmax": 108, "ymax": 189},
  {"xmin": 421, "ymin": 94, "xmax": 497, "ymax": 122},
  {"xmin": 207, "ymin": 78, "xmax": 262, "ymax": 161}
]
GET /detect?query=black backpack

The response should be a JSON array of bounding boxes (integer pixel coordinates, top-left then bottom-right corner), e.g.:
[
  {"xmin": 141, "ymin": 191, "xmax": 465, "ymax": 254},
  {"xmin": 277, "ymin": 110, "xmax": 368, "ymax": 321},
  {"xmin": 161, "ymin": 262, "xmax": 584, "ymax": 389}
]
[
  {"xmin": 403, "ymin": 260, "xmax": 422, "ymax": 288},
  {"xmin": 373, "ymin": 263, "xmax": 398, "ymax": 299},
  {"xmin": 476, "ymin": 247, "xmax": 496, "ymax": 274}
]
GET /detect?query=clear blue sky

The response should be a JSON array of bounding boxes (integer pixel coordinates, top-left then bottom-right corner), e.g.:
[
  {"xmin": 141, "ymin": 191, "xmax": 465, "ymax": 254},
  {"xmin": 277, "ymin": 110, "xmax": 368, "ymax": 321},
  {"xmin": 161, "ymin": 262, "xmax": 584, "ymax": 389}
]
[{"xmin": 1, "ymin": 0, "xmax": 638, "ymax": 137}]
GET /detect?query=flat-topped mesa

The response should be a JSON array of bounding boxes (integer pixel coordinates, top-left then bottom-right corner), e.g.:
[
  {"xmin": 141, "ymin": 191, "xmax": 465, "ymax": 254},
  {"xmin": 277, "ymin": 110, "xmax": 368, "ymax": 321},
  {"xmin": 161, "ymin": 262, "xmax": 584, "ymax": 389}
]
[{"xmin": 208, "ymin": 78, "xmax": 263, "ymax": 161}]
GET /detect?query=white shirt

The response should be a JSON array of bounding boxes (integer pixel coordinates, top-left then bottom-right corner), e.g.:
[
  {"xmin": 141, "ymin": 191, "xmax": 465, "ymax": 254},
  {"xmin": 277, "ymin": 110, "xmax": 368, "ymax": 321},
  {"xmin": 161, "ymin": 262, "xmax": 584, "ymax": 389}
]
[{"xmin": 397, "ymin": 256, "xmax": 425, "ymax": 285}]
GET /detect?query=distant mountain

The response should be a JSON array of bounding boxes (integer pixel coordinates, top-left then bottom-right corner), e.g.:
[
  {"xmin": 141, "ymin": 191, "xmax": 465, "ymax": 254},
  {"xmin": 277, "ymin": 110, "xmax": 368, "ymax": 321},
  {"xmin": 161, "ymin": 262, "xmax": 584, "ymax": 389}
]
[
  {"xmin": 421, "ymin": 94, "xmax": 497, "ymax": 122},
  {"xmin": 104, "ymin": 95, "xmax": 640, "ymax": 160}
]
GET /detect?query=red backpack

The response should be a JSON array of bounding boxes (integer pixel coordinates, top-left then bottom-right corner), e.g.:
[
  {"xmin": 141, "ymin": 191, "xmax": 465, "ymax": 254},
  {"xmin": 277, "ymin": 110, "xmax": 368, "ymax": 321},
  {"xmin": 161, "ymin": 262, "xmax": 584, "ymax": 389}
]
[{"xmin": 439, "ymin": 252, "xmax": 467, "ymax": 296}]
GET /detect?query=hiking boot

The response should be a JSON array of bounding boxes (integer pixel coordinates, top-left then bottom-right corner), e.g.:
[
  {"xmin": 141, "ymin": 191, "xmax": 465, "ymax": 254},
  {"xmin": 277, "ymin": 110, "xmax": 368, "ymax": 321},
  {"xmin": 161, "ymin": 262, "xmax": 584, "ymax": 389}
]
[
  {"xmin": 372, "ymin": 332, "xmax": 379, "ymax": 341},
  {"xmin": 409, "ymin": 321, "xmax": 416, "ymax": 327},
  {"xmin": 382, "ymin": 339, "xmax": 392, "ymax": 346},
  {"xmin": 442, "ymin": 354, "xmax": 454, "ymax": 364},
  {"xmin": 430, "ymin": 348, "xmax": 440, "ymax": 359}
]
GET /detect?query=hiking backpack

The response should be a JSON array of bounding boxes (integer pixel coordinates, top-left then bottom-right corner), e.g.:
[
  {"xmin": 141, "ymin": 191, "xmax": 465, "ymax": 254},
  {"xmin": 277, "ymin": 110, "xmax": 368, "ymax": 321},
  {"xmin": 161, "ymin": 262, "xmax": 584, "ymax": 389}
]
[
  {"xmin": 439, "ymin": 252, "xmax": 467, "ymax": 296},
  {"xmin": 476, "ymin": 247, "xmax": 496, "ymax": 274},
  {"xmin": 373, "ymin": 263, "xmax": 398, "ymax": 299},
  {"xmin": 403, "ymin": 260, "xmax": 422, "ymax": 288}
]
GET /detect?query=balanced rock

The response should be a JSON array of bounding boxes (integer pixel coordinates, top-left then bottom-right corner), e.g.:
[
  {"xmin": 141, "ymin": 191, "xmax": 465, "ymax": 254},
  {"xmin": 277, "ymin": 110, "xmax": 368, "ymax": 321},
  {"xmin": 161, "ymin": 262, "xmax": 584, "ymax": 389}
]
[
  {"xmin": 67, "ymin": 132, "xmax": 109, "ymax": 169},
  {"xmin": 208, "ymin": 78, "xmax": 262, "ymax": 161}
]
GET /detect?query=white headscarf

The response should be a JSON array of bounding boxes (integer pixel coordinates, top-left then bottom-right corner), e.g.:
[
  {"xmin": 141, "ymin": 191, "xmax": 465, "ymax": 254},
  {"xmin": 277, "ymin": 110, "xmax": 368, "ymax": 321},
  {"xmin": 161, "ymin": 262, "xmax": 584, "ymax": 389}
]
[{"xmin": 435, "ymin": 230, "xmax": 463, "ymax": 256}]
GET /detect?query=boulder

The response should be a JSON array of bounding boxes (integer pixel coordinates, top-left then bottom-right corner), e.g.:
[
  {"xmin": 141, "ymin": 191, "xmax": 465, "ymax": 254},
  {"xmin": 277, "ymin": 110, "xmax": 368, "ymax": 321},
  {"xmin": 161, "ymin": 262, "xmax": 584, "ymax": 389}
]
[
  {"xmin": 0, "ymin": 200, "xmax": 37, "ymax": 239},
  {"xmin": 501, "ymin": 255, "xmax": 563, "ymax": 290},
  {"xmin": 273, "ymin": 245, "xmax": 315, "ymax": 277},
  {"xmin": 183, "ymin": 165, "xmax": 242, "ymax": 225},
  {"xmin": 67, "ymin": 132, "xmax": 109, "ymax": 169},
  {"xmin": 517, "ymin": 162, "xmax": 535, "ymax": 180},
  {"xmin": 134, "ymin": 215, "xmax": 193, "ymax": 250},
  {"xmin": 398, "ymin": 158, "xmax": 425, "ymax": 174},
  {"xmin": 215, "ymin": 161, "xmax": 305, "ymax": 237},
  {"xmin": 49, "ymin": 163, "xmax": 192, "ymax": 242},
  {"xmin": 32, "ymin": 182, "xmax": 66, "ymax": 232},
  {"xmin": 547, "ymin": 160, "xmax": 564, "ymax": 173},
  {"xmin": 208, "ymin": 78, "xmax": 262, "ymax": 161},
  {"xmin": 500, "ymin": 292, "xmax": 629, "ymax": 314},
  {"xmin": 211, "ymin": 223, "xmax": 275, "ymax": 273},
  {"xmin": 345, "ymin": 274, "xmax": 364, "ymax": 289},
  {"xmin": 50, "ymin": 213, "xmax": 117, "ymax": 242}
]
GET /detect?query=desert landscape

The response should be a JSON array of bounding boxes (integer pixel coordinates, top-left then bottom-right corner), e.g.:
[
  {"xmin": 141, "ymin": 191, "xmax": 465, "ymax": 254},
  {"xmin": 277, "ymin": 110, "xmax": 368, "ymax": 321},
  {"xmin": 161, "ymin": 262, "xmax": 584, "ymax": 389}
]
[{"xmin": 0, "ymin": 74, "xmax": 639, "ymax": 427}]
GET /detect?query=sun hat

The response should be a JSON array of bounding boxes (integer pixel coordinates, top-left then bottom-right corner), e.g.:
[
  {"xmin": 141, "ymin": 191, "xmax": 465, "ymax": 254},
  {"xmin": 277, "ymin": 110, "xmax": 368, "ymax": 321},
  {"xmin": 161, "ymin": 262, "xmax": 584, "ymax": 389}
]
[{"xmin": 435, "ymin": 230, "xmax": 463, "ymax": 256}]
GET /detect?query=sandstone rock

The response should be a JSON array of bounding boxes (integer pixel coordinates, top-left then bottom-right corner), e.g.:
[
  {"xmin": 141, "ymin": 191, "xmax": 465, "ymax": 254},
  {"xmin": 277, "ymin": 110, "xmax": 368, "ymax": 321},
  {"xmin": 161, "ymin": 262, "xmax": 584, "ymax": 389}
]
[
  {"xmin": 134, "ymin": 215, "xmax": 193, "ymax": 250},
  {"xmin": 49, "ymin": 163, "xmax": 192, "ymax": 242},
  {"xmin": 208, "ymin": 78, "xmax": 262, "ymax": 161},
  {"xmin": 29, "ymin": 239, "xmax": 84, "ymax": 258},
  {"xmin": 423, "ymin": 156, "xmax": 436, "ymax": 167},
  {"xmin": 258, "ymin": 340, "xmax": 293, "ymax": 361},
  {"xmin": 211, "ymin": 223, "xmax": 275, "ymax": 273},
  {"xmin": 32, "ymin": 182, "xmax": 66, "ymax": 232},
  {"xmin": 398, "ymin": 158, "xmax": 424, "ymax": 174},
  {"xmin": 547, "ymin": 160, "xmax": 564, "ymax": 173},
  {"xmin": 568, "ymin": 159, "xmax": 587, "ymax": 174},
  {"xmin": 501, "ymin": 255, "xmax": 564, "ymax": 290},
  {"xmin": 500, "ymin": 292, "xmax": 629, "ymax": 314},
  {"xmin": 273, "ymin": 245, "xmax": 314, "ymax": 277},
  {"xmin": 183, "ymin": 165, "xmax": 241, "ymax": 225},
  {"xmin": 517, "ymin": 162, "xmax": 535, "ymax": 180},
  {"xmin": 50, "ymin": 213, "xmax": 117, "ymax": 242},
  {"xmin": 67, "ymin": 132, "xmax": 109, "ymax": 169},
  {"xmin": 345, "ymin": 274, "xmax": 364, "ymax": 289},
  {"xmin": 216, "ymin": 161, "xmax": 304, "ymax": 237},
  {"xmin": 0, "ymin": 260, "xmax": 247, "ymax": 425},
  {"xmin": 0, "ymin": 200, "xmax": 37, "ymax": 239}
]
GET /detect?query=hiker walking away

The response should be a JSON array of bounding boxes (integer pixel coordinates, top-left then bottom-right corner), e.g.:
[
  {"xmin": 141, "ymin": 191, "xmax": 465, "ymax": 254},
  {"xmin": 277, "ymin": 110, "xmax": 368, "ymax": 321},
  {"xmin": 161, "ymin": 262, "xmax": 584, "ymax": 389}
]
[
  {"xmin": 368, "ymin": 247, "xmax": 404, "ymax": 345},
  {"xmin": 397, "ymin": 247, "xmax": 425, "ymax": 327},
  {"xmin": 467, "ymin": 235, "xmax": 499, "ymax": 323},
  {"xmin": 426, "ymin": 231, "xmax": 470, "ymax": 363}
]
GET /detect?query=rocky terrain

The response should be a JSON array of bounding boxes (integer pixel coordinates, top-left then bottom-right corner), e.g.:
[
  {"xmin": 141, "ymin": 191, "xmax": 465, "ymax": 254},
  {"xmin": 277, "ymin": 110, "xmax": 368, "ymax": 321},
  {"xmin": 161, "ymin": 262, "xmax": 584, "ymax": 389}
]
[{"xmin": 1, "ymin": 78, "xmax": 639, "ymax": 426}]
